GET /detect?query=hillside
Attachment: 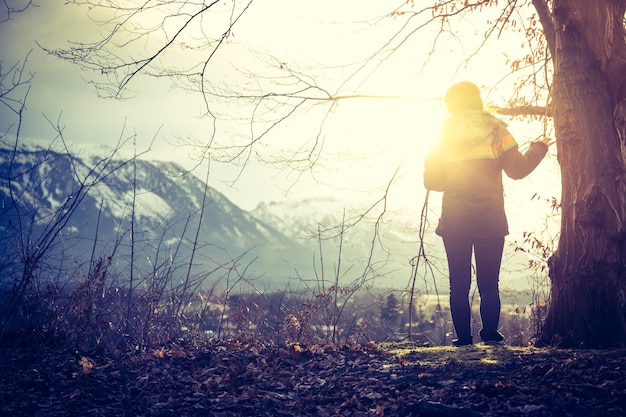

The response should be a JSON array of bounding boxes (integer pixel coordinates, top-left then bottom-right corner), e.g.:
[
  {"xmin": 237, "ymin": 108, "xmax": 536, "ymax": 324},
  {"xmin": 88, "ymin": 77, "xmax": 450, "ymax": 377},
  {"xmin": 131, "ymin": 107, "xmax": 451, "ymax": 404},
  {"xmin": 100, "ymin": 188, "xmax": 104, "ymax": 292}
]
[
  {"xmin": 0, "ymin": 146, "xmax": 314, "ymax": 288},
  {"xmin": 1, "ymin": 339, "xmax": 624, "ymax": 416},
  {"xmin": 252, "ymin": 198, "xmax": 547, "ymax": 292},
  {"xmin": 0, "ymin": 144, "xmax": 547, "ymax": 292}
]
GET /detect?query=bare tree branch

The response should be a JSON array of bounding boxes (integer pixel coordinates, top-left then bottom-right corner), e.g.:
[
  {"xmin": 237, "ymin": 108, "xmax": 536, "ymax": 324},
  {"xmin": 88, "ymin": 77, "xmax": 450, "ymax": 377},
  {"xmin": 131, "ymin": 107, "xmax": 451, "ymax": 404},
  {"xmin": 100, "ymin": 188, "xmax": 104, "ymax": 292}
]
[
  {"xmin": 532, "ymin": 0, "xmax": 555, "ymax": 55},
  {"xmin": 0, "ymin": 0, "xmax": 34, "ymax": 23},
  {"xmin": 492, "ymin": 104, "xmax": 552, "ymax": 117}
]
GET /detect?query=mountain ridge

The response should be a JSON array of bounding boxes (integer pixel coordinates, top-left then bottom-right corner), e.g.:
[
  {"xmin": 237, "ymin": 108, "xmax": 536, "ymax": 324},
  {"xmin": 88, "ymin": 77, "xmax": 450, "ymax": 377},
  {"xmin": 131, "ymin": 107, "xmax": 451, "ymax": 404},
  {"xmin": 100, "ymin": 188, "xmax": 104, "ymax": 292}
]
[
  {"xmin": 0, "ymin": 144, "xmax": 543, "ymax": 292},
  {"xmin": 0, "ymin": 145, "xmax": 314, "ymax": 289}
]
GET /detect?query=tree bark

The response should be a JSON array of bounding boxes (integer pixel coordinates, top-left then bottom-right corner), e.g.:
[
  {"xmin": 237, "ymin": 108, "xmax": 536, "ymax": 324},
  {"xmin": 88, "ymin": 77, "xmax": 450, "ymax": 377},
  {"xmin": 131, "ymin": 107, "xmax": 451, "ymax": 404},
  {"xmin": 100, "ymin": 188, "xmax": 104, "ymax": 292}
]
[{"xmin": 537, "ymin": 0, "xmax": 626, "ymax": 348}]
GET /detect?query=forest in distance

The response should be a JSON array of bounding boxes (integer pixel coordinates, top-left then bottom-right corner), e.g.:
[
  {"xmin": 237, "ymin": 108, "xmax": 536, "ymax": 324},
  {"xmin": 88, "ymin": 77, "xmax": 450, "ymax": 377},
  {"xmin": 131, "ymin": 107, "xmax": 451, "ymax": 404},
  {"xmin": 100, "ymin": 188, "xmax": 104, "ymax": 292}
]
[{"xmin": 187, "ymin": 286, "xmax": 541, "ymax": 347}]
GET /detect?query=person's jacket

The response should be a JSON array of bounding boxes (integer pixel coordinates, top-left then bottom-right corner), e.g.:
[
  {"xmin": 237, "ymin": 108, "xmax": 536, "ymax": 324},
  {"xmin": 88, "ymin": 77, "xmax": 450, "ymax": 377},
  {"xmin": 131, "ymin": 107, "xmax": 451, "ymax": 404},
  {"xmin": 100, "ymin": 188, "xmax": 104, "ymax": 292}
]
[{"xmin": 423, "ymin": 110, "xmax": 548, "ymax": 237}]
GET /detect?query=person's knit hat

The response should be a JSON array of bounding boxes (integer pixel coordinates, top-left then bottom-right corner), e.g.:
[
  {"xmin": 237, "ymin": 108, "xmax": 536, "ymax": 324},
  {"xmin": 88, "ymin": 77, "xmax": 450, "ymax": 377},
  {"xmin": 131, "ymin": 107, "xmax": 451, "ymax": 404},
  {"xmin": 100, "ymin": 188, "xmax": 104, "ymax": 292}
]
[{"xmin": 444, "ymin": 81, "xmax": 484, "ymax": 114}]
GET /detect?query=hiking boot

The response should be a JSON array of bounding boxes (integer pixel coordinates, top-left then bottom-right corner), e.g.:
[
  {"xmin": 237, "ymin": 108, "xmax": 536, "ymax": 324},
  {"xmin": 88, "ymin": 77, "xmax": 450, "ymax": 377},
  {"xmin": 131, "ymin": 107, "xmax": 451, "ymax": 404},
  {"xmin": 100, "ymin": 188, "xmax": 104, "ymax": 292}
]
[
  {"xmin": 452, "ymin": 337, "xmax": 473, "ymax": 347},
  {"xmin": 480, "ymin": 328, "xmax": 504, "ymax": 343}
]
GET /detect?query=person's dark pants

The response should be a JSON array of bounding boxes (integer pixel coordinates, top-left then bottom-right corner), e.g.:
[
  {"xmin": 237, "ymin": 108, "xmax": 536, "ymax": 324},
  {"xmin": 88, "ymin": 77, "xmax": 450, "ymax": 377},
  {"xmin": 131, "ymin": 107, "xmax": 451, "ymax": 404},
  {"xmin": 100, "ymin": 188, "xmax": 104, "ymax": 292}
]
[{"xmin": 442, "ymin": 236, "xmax": 505, "ymax": 342}]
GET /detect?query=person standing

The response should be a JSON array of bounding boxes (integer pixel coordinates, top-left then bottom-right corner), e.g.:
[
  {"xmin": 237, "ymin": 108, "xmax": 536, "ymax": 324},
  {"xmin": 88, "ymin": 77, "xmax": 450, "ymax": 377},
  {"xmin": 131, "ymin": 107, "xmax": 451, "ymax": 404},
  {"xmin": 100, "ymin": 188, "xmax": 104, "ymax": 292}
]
[{"xmin": 424, "ymin": 81, "xmax": 553, "ymax": 346}]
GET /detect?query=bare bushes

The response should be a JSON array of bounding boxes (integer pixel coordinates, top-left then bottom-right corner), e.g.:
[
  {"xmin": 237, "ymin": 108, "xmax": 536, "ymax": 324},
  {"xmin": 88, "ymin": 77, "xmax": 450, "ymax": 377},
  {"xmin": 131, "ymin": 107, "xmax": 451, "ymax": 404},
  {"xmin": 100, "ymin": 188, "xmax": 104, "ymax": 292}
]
[
  {"xmin": 0, "ymin": 140, "xmax": 221, "ymax": 351},
  {"xmin": 0, "ymin": 145, "xmax": 539, "ymax": 352}
]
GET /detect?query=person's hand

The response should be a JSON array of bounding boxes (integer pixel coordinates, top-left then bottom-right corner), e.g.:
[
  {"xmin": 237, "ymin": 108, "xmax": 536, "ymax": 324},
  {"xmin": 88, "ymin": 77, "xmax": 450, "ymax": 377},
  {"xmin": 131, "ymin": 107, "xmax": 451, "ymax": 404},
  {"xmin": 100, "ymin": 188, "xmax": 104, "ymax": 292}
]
[{"xmin": 536, "ymin": 137, "xmax": 555, "ymax": 147}]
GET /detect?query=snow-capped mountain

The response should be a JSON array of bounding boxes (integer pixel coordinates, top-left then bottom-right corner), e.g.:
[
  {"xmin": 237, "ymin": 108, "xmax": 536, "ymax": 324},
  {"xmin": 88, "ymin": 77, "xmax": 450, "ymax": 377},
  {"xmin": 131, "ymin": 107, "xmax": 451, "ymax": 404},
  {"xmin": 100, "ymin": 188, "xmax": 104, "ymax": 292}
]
[
  {"xmin": 0, "ymin": 144, "xmax": 544, "ymax": 292},
  {"xmin": 251, "ymin": 198, "xmax": 544, "ymax": 291},
  {"xmin": 0, "ymin": 145, "xmax": 314, "ymax": 288},
  {"xmin": 251, "ymin": 198, "xmax": 433, "ymax": 287}
]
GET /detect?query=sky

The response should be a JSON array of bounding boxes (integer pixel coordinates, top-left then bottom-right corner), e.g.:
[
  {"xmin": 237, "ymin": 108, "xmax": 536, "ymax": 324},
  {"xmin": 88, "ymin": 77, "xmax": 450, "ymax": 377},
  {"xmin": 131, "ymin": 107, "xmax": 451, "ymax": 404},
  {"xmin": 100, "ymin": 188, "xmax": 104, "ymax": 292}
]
[{"xmin": 0, "ymin": 0, "xmax": 559, "ymax": 231}]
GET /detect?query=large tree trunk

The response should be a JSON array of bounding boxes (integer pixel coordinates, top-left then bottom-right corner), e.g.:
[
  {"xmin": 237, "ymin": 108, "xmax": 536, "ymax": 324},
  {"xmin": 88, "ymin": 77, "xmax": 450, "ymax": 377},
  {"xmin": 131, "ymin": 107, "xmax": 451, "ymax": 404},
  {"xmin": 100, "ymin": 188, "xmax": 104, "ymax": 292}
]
[{"xmin": 536, "ymin": 0, "xmax": 626, "ymax": 348}]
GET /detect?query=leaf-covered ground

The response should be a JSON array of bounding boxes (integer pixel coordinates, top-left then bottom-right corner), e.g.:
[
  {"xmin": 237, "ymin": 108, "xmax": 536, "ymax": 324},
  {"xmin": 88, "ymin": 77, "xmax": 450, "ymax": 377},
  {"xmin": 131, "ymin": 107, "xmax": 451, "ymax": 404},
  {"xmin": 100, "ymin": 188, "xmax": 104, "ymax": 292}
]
[{"xmin": 1, "ymin": 339, "xmax": 626, "ymax": 416}]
